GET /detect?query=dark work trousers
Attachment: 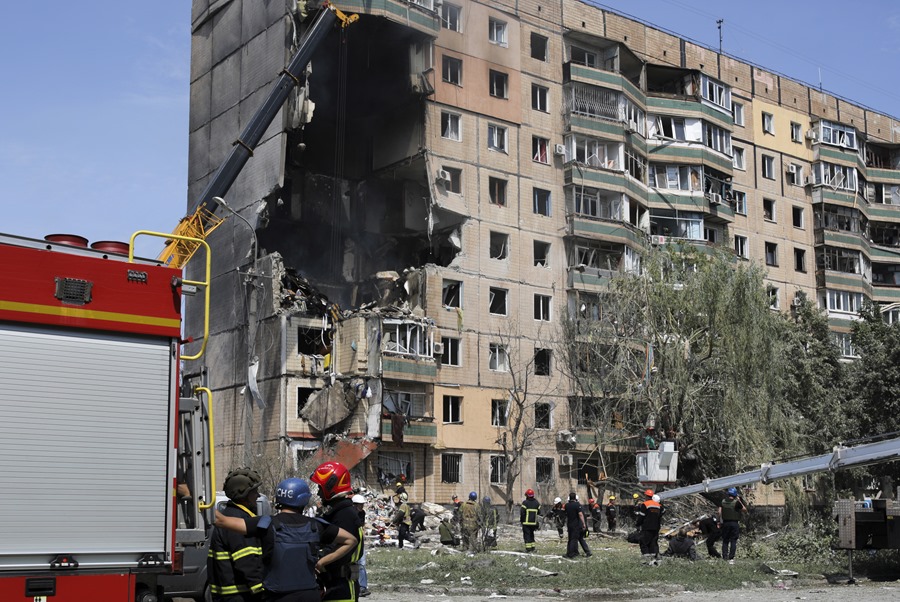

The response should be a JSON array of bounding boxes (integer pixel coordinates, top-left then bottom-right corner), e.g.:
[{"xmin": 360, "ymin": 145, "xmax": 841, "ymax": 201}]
[
  {"xmin": 522, "ymin": 524, "xmax": 537, "ymax": 552},
  {"xmin": 398, "ymin": 522, "xmax": 412, "ymax": 548},
  {"xmin": 705, "ymin": 530, "xmax": 722, "ymax": 557},
  {"xmin": 566, "ymin": 527, "xmax": 591, "ymax": 557},
  {"xmin": 639, "ymin": 529, "xmax": 660, "ymax": 557},
  {"xmin": 721, "ymin": 521, "xmax": 740, "ymax": 560},
  {"xmin": 607, "ymin": 516, "xmax": 617, "ymax": 532}
]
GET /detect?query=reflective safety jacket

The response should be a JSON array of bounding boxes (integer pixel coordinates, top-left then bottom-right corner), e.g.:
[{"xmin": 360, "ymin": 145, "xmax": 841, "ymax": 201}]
[
  {"xmin": 520, "ymin": 498, "xmax": 541, "ymax": 526},
  {"xmin": 208, "ymin": 502, "xmax": 264, "ymax": 599},
  {"xmin": 635, "ymin": 499, "xmax": 664, "ymax": 531}
]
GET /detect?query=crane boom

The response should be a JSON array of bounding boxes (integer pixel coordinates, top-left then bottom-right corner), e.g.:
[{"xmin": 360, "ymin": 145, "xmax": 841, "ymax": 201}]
[{"xmin": 656, "ymin": 435, "xmax": 900, "ymax": 501}]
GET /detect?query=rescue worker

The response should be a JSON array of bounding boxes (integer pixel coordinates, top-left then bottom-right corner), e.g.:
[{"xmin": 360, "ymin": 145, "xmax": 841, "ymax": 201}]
[
  {"xmin": 635, "ymin": 490, "xmax": 664, "ymax": 559},
  {"xmin": 691, "ymin": 515, "xmax": 722, "ymax": 558},
  {"xmin": 392, "ymin": 480, "xmax": 407, "ymax": 505},
  {"xmin": 605, "ymin": 495, "xmax": 618, "ymax": 532},
  {"xmin": 208, "ymin": 467, "xmax": 265, "ymax": 602},
  {"xmin": 350, "ymin": 494, "xmax": 370, "ymax": 598},
  {"xmin": 718, "ymin": 487, "xmax": 748, "ymax": 563},
  {"xmin": 409, "ymin": 503, "xmax": 427, "ymax": 532},
  {"xmin": 547, "ymin": 497, "xmax": 566, "ymax": 539},
  {"xmin": 310, "ymin": 461, "xmax": 365, "ymax": 601},
  {"xmin": 629, "ymin": 492, "xmax": 641, "ymax": 526},
  {"xmin": 459, "ymin": 491, "xmax": 479, "ymax": 552},
  {"xmin": 520, "ymin": 488, "xmax": 541, "ymax": 553},
  {"xmin": 588, "ymin": 498, "xmax": 603, "ymax": 533},
  {"xmin": 393, "ymin": 492, "xmax": 413, "ymax": 548},
  {"xmin": 564, "ymin": 493, "xmax": 591, "ymax": 558},
  {"xmin": 480, "ymin": 496, "xmax": 500, "ymax": 548},
  {"xmin": 214, "ymin": 478, "xmax": 358, "ymax": 602},
  {"xmin": 663, "ymin": 527, "xmax": 698, "ymax": 561}
]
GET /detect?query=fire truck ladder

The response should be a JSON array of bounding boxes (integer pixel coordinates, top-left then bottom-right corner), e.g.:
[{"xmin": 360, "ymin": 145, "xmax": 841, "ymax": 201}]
[{"xmin": 656, "ymin": 433, "xmax": 900, "ymax": 501}]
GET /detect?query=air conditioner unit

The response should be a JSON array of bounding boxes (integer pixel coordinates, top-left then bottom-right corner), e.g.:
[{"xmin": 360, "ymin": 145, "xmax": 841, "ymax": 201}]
[
  {"xmin": 559, "ymin": 454, "xmax": 574, "ymax": 466},
  {"xmin": 791, "ymin": 296, "xmax": 803, "ymax": 308},
  {"xmin": 436, "ymin": 169, "xmax": 451, "ymax": 183},
  {"xmin": 432, "ymin": 342, "xmax": 445, "ymax": 356},
  {"xmin": 707, "ymin": 192, "xmax": 722, "ymax": 205},
  {"xmin": 805, "ymin": 129, "xmax": 818, "ymax": 141},
  {"xmin": 625, "ymin": 120, "xmax": 638, "ymax": 133},
  {"xmin": 788, "ymin": 164, "xmax": 797, "ymax": 174},
  {"xmin": 554, "ymin": 143, "xmax": 566, "ymax": 156},
  {"xmin": 805, "ymin": 175, "xmax": 816, "ymax": 186},
  {"xmin": 650, "ymin": 234, "xmax": 666, "ymax": 246}
]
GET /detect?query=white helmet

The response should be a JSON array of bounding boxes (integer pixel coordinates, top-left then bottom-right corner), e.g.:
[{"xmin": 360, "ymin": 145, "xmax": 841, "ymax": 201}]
[
  {"xmin": 554, "ymin": 497, "xmax": 562, "ymax": 504},
  {"xmin": 351, "ymin": 494, "xmax": 366, "ymax": 504},
  {"xmin": 652, "ymin": 494, "xmax": 661, "ymax": 502}
]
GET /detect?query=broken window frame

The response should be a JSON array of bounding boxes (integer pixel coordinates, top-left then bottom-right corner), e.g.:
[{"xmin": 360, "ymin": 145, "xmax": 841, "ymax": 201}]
[
  {"xmin": 375, "ymin": 452, "xmax": 414, "ymax": 485},
  {"xmin": 792, "ymin": 206, "xmax": 805, "ymax": 229},
  {"xmin": 533, "ymin": 187, "xmax": 551, "ymax": 216},
  {"xmin": 442, "ymin": 165, "xmax": 462, "ymax": 193},
  {"xmin": 488, "ymin": 176, "xmax": 507, "ymax": 206},
  {"xmin": 441, "ymin": 337, "xmax": 461, "ymax": 367},
  {"xmin": 573, "ymin": 241, "xmax": 622, "ymax": 271},
  {"xmin": 533, "ymin": 294, "xmax": 552, "ymax": 321},
  {"xmin": 531, "ymin": 84, "xmax": 549, "ymax": 112},
  {"xmin": 488, "ymin": 287, "xmax": 508, "ymax": 316},
  {"xmin": 649, "ymin": 163, "xmax": 701, "ymax": 191},
  {"xmin": 535, "ymin": 457, "xmax": 554, "ymax": 483},
  {"xmin": 813, "ymin": 162, "xmax": 857, "ymax": 191},
  {"xmin": 490, "ymin": 455, "xmax": 508, "ymax": 484},
  {"xmin": 383, "ymin": 389, "xmax": 427, "ymax": 418},
  {"xmin": 533, "ymin": 240, "xmax": 550, "ymax": 267},
  {"xmin": 704, "ymin": 121, "xmax": 732, "ymax": 154},
  {"xmin": 442, "ymin": 55, "xmax": 462, "ymax": 86},
  {"xmin": 532, "ymin": 136, "xmax": 549, "ymax": 164},
  {"xmin": 763, "ymin": 198, "xmax": 776, "ymax": 222},
  {"xmin": 441, "ymin": 2, "xmax": 462, "ymax": 32},
  {"xmin": 296, "ymin": 326, "xmax": 328, "ymax": 355},
  {"xmin": 790, "ymin": 121, "xmax": 802, "ymax": 143},
  {"xmin": 794, "ymin": 248, "xmax": 806, "ymax": 272},
  {"xmin": 624, "ymin": 146, "xmax": 646, "ymax": 181},
  {"xmin": 534, "ymin": 403, "xmax": 552, "ymax": 429},
  {"xmin": 820, "ymin": 120, "xmax": 857, "ymax": 150},
  {"xmin": 489, "ymin": 231, "xmax": 509, "ymax": 260},
  {"xmin": 534, "ymin": 347, "xmax": 551, "ymax": 375},
  {"xmin": 442, "ymin": 395, "xmax": 462, "ymax": 424},
  {"xmin": 382, "ymin": 319, "xmax": 434, "ymax": 358},
  {"xmin": 703, "ymin": 226, "xmax": 718, "ymax": 244},
  {"xmin": 441, "ymin": 453, "xmax": 462, "ymax": 483},
  {"xmin": 296, "ymin": 387, "xmax": 316, "ymax": 418},
  {"xmin": 488, "ymin": 17, "xmax": 508, "ymax": 47},
  {"xmin": 818, "ymin": 246, "xmax": 864, "ymax": 275},
  {"xmin": 487, "ymin": 123, "xmax": 508, "ymax": 153},
  {"xmin": 764, "ymin": 241, "xmax": 778, "ymax": 266},
  {"xmin": 442, "ymin": 279, "xmax": 462, "ymax": 308},
  {"xmin": 530, "ymin": 32, "xmax": 548, "ymax": 61},
  {"xmin": 489, "ymin": 343, "xmax": 510, "ymax": 372},
  {"xmin": 489, "ymin": 69, "xmax": 509, "ymax": 99},
  {"xmin": 787, "ymin": 163, "xmax": 803, "ymax": 185},
  {"xmin": 655, "ymin": 115, "xmax": 686, "ymax": 140},
  {"xmin": 768, "ymin": 286, "xmax": 780, "ymax": 309},
  {"xmin": 491, "ymin": 398, "xmax": 508, "ymax": 427},
  {"xmin": 734, "ymin": 235, "xmax": 748, "ymax": 259},
  {"xmin": 441, "ymin": 111, "xmax": 461, "ymax": 141}
]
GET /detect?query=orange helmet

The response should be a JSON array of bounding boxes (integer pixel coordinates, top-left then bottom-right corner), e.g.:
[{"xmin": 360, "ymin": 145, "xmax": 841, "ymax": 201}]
[
  {"xmin": 310, "ymin": 461, "xmax": 353, "ymax": 501},
  {"xmin": 525, "ymin": 488, "xmax": 535, "ymax": 498},
  {"xmin": 644, "ymin": 489, "xmax": 654, "ymax": 497}
]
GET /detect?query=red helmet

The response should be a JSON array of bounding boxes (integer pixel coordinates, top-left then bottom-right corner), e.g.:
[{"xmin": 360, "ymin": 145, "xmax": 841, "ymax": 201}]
[
  {"xmin": 525, "ymin": 488, "xmax": 535, "ymax": 498},
  {"xmin": 644, "ymin": 489, "xmax": 654, "ymax": 497},
  {"xmin": 310, "ymin": 461, "xmax": 353, "ymax": 501},
  {"xmin": 588, "ymin": 498, "xmax": 595, "ymax": 504}
]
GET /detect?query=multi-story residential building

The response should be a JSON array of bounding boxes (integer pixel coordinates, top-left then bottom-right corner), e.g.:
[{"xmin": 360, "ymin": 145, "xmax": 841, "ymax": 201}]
[{"xmin": 185, "ymin": 0, "xmax": 900, "ymax": 505}]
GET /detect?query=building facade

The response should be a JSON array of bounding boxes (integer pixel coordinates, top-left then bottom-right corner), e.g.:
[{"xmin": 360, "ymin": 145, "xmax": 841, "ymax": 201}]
[{"xmin": 185, "ymin": 0, "xmax": 900, "ymax": 505}]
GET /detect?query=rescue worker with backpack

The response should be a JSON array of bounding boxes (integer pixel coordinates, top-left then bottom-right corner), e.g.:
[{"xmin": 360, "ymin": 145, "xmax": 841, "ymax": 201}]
[
  {"xmin": 208, "ymin": 467, "xmax": 265, "ymax": 601},
  {"xmin": 520, "ymin": 488, "xmax": 541, "ymax": 553},
  {"xmin": 214, "ymin": 478, "xmax": 358, "ymax": 602},
  {"xmin": 310, "ymin": 461, "xmax": 366, "ymax": 601}
]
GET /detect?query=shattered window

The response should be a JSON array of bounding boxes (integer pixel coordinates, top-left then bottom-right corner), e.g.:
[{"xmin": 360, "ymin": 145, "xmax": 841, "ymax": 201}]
[
  {"xmin": 441, "ymin": 111, "xmax": 461, "ymax": 141},
  {"xmin": 297, "ymin": 387, "xmax": 316, "ymax": 418},
  {"xmin": 382, "ymin": 321, "xmax": 432, "ymax": 357},
  {"xmin": 489, "ymin": 70, "xmax": 508, "ymax": 98},
  {"xmin": 763, "ymin": 198, "xmax": 776, "ymax": 221},
  {"xmin": 534, "ymin": 403, "xmax": 551, "ymax": 429},
  {"xmin": 297, "ymin": 327, "xmax": 328, "ymax": 355},
  {"xmin": 442, "ymin": 55, "xmax": 462, "ymax": 85},
  {"xmin": 533, "ymin": 240, "xmax": 550, "ymax": 267},
  {"xmin": 442, "ymin": 279, "xmax": 462, "ymax": 308},
  {"xmin": 441, "ymin": 454, "xmax": 462, "ymax": 483},
  {"xmin": 733, "ymin": 190, "xmax": 747, "ymax": 215},
  {"xmin": 441, "ymin": 337, "xmax": 461, "ymax": 367},
  {"xmin": 533, "ymin": 294, "xmax": 551, "ymax": 321},
  {"xmin": 531, "ymin": 33, "xmax": 548, "ymax": 61},
  {"xmin": 375, "ymin": 452, "xmax": 414, "ymax": 485},
  {"xmin": 489, "ymin": 176, "xmax": 507, "ymax": 206},
  {"xmin": 762, "ymin": 112, "xmax": 774, "ymax": 135},
  {"xmin": 491, "ymin": 399, "xmax": 508, "ymax": 426},
  {"xmin": 442, "ymin": 166, "xmax": 462, "ymax": 193},
  {"xmin": 765, "ymin": 241, "xmax": 778, "ymax": 266},
  {"xmin": 443, "ymin": 395, "xmax": 462, "ymax": 423},
  {"xmin": 384, "ymin": 390, "xmax": 426, "ymax": 417},
  {"xmin": 534, "ymin": 348, "xmax": 551, "ymax": 375},
  {"xmin": 489, "ymin": 455, "xmax": 508, "ymax": 484},
  {"xmin": 489, "ymin": 231, "xmax": 509, "ymax": 260},
  {"xmin": 533, "ymin": 188, "xmax": 551, "ymax": 216},
  {"xmin": 734, "ymin": 235, "xmax": 748, "ymax": 259},
  {"xmin": 532, "ymin": 136, "xmax": 549, "ymax": 164},
  {"xmin": 535, "ymin": 457, "xmax": 554, "ymax": 483},
  {"xmin": 441, "ymin": 3, "xmax": 461, "ymax": 32},
  {"xmin": 489, "ymin": 343, "xmax": 509, "ymax": 371},
  {"xmin": 488, "ymin": 288, "xmax": 508, "ymax": 315}
]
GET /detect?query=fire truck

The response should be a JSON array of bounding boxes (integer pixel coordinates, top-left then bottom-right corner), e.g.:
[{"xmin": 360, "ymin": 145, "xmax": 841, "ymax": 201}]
[{"xmin": 0, "ymin": 231, "xmax": 214, "ymax": 602}]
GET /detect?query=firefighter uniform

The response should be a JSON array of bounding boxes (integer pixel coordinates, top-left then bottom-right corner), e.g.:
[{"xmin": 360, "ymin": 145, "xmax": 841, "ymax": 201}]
[
  {"xmin": 635, "ymin": 494, "xmax": 664, "ymax": 558},
  {"xmin": 320, "ymin": 498, "xmax": 364, "ymax": 602},
  {"xmin": 208, "ymin": 501, "xmax": 264, "ymax": 601},
  {"xmin": 520, "ymin": 496, "xmax": 541, "ymax": 552}
]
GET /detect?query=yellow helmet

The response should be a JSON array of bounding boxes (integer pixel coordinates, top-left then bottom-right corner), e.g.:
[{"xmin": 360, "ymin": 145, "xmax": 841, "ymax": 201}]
[
  {"xmin": 609, "ymin": 496, "xmax": 616, "ymax": 501},
  {"xmin": 632, "ymin": 493, "xmax": 640, "ymax": 499}
]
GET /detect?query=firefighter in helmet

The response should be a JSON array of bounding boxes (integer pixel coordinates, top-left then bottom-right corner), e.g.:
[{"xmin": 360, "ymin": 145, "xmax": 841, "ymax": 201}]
[
  {"xmin": 209, "ymin": 468, "xmax": 265, "ymax": 601},
  {"xmin": 520, "ymin": 488, "xmax": 541, "ymax": 553},
  {"xmin": 310, "ymin": 461, "xmax": 365, "ymax": 601}
]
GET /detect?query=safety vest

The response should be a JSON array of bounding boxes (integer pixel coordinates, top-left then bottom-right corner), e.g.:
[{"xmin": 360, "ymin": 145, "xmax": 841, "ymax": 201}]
[
  {"xmin": 720, "ymin": 497, "xmax": 742, "ymax": 521},
  {"xmin": 258, "ymin": 515, "xmax": 323, "ymax": 593}
]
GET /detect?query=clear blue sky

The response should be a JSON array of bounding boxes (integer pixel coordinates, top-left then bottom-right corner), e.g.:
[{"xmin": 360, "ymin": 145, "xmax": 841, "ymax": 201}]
[{"xmin": 1, "ymin": 2, "xmax": 897, "ymax": 258}]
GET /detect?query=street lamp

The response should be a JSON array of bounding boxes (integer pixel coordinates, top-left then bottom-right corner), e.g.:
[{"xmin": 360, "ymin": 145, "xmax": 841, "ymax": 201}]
[{"xmin": 212, "ymin": 196, "xmax": 258, "ymax": 269}]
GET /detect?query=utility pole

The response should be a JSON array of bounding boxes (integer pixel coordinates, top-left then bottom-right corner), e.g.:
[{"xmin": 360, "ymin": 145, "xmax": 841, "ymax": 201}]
[{"xmin": 717, "ymin": 19, "xmax": 723, "ymax": 54}]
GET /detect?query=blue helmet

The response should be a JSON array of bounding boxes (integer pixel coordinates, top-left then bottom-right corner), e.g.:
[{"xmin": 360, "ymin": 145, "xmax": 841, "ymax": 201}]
[
  {"xmin": 727, "ymin": 487, "xmax": 738, "ymax": 497},
  {"xmin": 275, "ymin": 478, "xmax": 311, "ymax": 509},
  {"xmin": 483, "ymin": 496, "xmax": 492, "ymax": 505},
  {"xmin": 469, "ymin": 491, "xmax": 478, "ymax": 501}
]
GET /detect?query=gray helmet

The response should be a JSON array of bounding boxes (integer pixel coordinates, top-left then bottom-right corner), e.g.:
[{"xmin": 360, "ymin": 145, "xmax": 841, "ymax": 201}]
[{"xmin": 224, "ymin": 467, "xmax": 262, "ymax": 501}]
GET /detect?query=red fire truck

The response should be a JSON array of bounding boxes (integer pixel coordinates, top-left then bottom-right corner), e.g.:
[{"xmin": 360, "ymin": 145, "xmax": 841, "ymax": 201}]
[{"xmin": 0, "ymin": 231, "xmax": 214, "ymax": 602}]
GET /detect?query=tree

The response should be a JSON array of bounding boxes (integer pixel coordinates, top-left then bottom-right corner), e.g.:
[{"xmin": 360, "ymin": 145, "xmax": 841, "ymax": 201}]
[{"xmin": 561, "ymin": 245, "xmax": 803, "ymax": 487}]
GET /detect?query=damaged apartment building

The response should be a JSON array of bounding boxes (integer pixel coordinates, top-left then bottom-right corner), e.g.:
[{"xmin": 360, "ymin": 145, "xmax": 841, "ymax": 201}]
[{"xmin": 185, "ymin": 0, "xmax": 900, "ymax": 506}]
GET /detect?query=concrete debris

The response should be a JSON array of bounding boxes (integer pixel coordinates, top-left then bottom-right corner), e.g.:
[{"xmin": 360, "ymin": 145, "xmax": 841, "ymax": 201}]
[
  {"xmin": 528, "ymin": 566, "xmax": 559, "ymax": 577},
  {"xmin": 762, "ymin": 563, "xmax": 798, "ymax": 577},
  {"xmin": 416, "ymin": 562, "xmax": 437, "ymax": 571},
  {"xmin": 300, "ymin": 377, "xmax": 368, "ymax": 430},
  {"xmin": 420, "ymin": 579, "xmax": 435, "ymax": 585}
]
